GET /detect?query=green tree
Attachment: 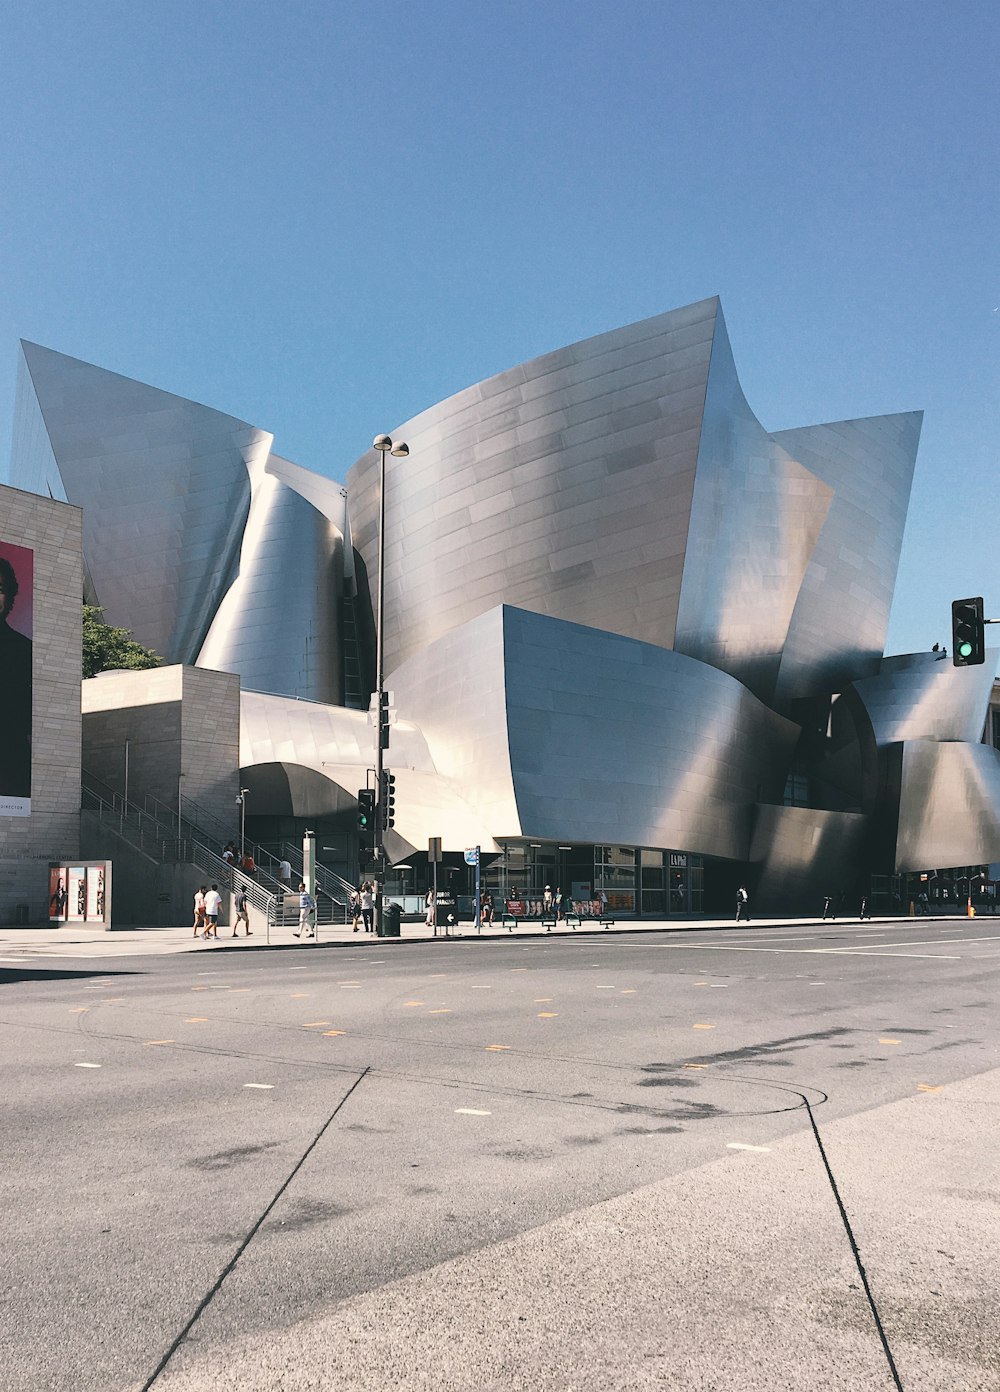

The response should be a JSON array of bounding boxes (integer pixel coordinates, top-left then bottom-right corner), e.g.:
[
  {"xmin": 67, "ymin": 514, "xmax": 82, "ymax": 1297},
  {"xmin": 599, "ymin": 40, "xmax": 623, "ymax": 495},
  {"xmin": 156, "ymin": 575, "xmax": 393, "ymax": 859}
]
[{"xmin": 82, "ymin": 605, "xmax": 162, "ymax": 679}]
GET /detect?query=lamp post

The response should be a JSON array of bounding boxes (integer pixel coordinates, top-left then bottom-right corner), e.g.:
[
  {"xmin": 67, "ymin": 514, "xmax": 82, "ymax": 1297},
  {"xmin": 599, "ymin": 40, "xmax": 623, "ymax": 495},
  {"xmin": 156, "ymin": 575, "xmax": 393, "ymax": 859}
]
[
  {"xmin": 372, "ymin": 433, "xmax": 409, "ymax": 933},
  {"xmin": 236, "ymin": 787, "xmax": 249, "ymax": 862}
]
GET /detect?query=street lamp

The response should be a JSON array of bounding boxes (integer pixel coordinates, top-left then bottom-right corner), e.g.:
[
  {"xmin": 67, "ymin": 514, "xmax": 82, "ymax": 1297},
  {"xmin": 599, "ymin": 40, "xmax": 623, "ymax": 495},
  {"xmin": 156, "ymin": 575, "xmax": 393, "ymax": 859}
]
[
  {"xmin": 236, "ymin": 787, "xmax": 250, "ymax": 861},
  {"xmin": 372, "ymin": 433, "xmax": 409, "ymax": 932}
]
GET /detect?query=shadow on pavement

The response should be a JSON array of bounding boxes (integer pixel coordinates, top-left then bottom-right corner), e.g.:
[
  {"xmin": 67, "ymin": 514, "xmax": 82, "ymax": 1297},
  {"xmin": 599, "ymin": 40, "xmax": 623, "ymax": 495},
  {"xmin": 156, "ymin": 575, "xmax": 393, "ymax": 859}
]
[{"xmin": 0, "ymin": 967, "xmax": 144, "ymax": 985}]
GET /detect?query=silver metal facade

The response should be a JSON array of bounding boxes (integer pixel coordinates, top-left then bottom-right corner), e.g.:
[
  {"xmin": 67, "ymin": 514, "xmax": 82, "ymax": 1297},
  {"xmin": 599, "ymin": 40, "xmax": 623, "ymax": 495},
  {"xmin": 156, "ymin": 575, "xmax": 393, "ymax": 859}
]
[
  {"xmin": 10, "ymin": 343, "xmax": 348, "ymax": 705},
  {"xmin": 8, "ymin": 299, "xmax": 1000, "ymax": 907},
  {"xmin": 346, "ymin": 298, "xmax": 721, "ymax": 677}
]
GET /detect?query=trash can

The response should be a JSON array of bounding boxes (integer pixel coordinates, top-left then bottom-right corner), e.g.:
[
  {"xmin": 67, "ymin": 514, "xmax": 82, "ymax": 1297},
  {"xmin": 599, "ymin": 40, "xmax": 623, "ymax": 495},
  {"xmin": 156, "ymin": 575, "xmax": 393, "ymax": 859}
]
[{"xmin": 380, "ymin": 900, "xmax": 401, "ymax": 937}]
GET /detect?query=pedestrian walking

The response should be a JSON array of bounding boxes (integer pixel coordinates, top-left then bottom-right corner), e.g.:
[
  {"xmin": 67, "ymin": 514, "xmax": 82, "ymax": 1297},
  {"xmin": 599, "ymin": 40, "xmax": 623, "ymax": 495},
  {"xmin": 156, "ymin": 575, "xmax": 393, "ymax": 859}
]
[
  {"xmin": 293, "ymin": 883, "xmax": 316, "ymax": 939},
  {"xmin": 240, "ymin": 851, "xmax": 256, "ymax": 876},
  {"xmin": 222, "ymin": 843, "xmax": 235, "ymax": 866},
  {"xmin": 192, "ymin": 885, "xmax": 207, "ymax": 937},
  {"xmin": 424, "ymin": 887, "xmax": 436, "ymax": 929},
  {"xmin": 232, "ymin": 885, "xmax": 251, "ymax": 936},
  {"xmin": 917, "ymin": 890, "xmax": 929, "ymax": 915},
  {"xmin": 481, "ymin": 890, "xmax": 494, "ymax": 926},
  {"xmin": 350, "ymin": 887, "xmax": 361, "ymax": 933},
  {"xmin": 203, "ymin": 884, "xmax": 222, "ymax": 938},
  {"xmin": 543, "ymin": 886, "xmax": 553, "ymax": 916},
  {"xmin": 360, "ymin": 882, "xmax": 374, "ymax": 933},
  {"xmin": 735, "ymin": 885, "xmax": 750, "ymax": 923},
  {"xmin": 555, "ymin": 888, "xmax": 564, "ymax": 921},
  {"xmin": 277, "ymin": 857, "xmax": 292, "ymax": 888}
]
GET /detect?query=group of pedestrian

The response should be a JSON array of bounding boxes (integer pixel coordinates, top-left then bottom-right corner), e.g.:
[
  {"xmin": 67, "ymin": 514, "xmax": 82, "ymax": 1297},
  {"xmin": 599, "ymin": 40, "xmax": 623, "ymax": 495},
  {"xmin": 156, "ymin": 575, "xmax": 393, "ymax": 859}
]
[
  {"xmin": 192, "ymin": 883, "xmax": 252, "ymax": 939},
  {"xmin": 350, "ymin": 882, "xmax": 375, "ymax": 933},
  {"xmin": 222, "ymin": 842, "xmax": 257, "ymax": 876}
]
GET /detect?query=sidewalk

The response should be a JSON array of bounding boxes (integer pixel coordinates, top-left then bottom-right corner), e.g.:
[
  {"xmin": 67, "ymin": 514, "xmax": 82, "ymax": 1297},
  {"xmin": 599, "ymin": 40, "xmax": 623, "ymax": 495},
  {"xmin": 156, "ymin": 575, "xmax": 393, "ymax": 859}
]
[{"xmin": 0, "ymin": 911, "xmax": 977, "ymax": 960}]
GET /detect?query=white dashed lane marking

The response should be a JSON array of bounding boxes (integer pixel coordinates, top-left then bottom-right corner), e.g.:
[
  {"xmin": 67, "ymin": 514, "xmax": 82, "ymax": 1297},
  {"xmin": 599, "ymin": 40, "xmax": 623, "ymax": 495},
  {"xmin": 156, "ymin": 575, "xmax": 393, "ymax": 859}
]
[{"xmin": 455, "ymin": 1108, "xmax": 492, "ymax": 1116}]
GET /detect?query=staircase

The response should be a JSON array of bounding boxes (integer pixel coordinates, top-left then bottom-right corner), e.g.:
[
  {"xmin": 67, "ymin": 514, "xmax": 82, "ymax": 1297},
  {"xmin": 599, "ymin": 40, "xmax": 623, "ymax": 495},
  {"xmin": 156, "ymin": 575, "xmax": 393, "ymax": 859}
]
[{"xmin": 81, "ymin": 771, "xmax": 349, "ymax": 928}]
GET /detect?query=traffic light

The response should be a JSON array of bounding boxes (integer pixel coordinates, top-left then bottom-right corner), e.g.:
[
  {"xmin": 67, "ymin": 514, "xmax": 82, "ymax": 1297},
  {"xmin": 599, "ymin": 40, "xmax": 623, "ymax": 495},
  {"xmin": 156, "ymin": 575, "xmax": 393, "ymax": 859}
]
[
  {"xmin": 379, "ymin": 690, "xmax": 390, "ymax": 750},
  {"xmin": 357, "ymin": 788, "xmax": 374, "ymax": 833},
  {"xmin": 381, "ymin": 770, "xmax": 396, "ymax": 829},
  {"xmin": 951, "ymin": 597, "xmax": 985, "ymax": 667}
]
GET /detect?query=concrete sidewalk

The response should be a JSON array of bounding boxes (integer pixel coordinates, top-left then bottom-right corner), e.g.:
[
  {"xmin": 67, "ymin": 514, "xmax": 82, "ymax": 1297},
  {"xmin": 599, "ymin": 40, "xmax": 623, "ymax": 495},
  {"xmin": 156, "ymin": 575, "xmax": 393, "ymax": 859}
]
[{"xmin": 0, "ymin": 910, "xmax": 976, "ymax": 960}]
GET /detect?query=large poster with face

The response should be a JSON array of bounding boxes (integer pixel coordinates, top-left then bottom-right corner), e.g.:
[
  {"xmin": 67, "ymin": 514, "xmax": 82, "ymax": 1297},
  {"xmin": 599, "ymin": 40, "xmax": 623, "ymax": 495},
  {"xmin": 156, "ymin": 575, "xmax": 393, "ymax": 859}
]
[{"xmin": 0, "ymin": 540, "xmax": 33, "ymax": 817}]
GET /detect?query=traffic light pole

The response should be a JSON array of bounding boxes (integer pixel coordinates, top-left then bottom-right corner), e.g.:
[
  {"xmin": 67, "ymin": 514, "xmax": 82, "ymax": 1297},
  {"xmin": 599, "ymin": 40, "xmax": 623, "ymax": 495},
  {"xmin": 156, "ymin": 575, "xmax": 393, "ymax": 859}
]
[{"xmin": 374, "ymin": 443, "xmax": 387, "ymax": 935}]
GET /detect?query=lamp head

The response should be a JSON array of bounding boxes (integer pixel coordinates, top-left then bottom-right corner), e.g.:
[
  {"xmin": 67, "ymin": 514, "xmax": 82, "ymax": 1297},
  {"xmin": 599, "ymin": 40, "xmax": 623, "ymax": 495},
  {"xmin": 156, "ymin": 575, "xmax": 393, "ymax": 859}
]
[
  {"xmin": 390, "ymin": 441, "xmax": 409, "ymax": 458},
  {"xmin": 373, "ymin": 434, "xmax": 393, "ymax": 452}
]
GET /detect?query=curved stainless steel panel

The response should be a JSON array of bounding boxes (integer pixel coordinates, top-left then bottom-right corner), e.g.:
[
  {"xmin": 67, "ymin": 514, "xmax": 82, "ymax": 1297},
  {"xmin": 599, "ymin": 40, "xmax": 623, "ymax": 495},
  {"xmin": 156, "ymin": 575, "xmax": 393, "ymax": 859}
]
[
  {"xmin": 749, "ymin": 804, "xmax": 870, "ymax": 913},
  {"xmin": 852, "ymin": 651, "xmax": 998, "ymax": 747},
  {"xmin": 346, "ymin": 298, "xmax": 721, "ymax": 675},
  {"xmin": 895, "ymin": 740, "xmax": 1000, "ymax": 871},
  {"xmin": 389, "ymin": 605, "xmax": 801, "ymax": 862},
  {"xmin": 772, "ymin": 412, "xmax": 922, "ymax": 701},
  {"xmin": 238, "ymin": 689, "xmax": 497, "ymax": 854},
  {"xmin": 198, "ymin": 454, "xmax": 345, "ymax": 704},
  {"xmin": 672, "ymin": 312, "xmax": 834, "ymax": 703},
  {"xmin": 12, "ymin": 341, "xmax": 258, "ymax": 664}
]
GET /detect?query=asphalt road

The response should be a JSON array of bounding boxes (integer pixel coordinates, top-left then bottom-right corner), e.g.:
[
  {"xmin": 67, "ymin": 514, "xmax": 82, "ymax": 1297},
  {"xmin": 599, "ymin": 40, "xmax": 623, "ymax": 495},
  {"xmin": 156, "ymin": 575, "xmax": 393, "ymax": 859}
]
[{"xmin": 3, "ymin": 918, "xmax": 999, "ymax": 1391}]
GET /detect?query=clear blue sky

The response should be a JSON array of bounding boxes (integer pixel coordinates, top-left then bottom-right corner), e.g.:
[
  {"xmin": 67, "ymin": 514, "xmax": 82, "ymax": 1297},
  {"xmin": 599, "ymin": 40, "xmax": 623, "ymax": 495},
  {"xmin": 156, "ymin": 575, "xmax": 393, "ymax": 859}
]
[{"xmin": 1, "ymin": 0, "xmax": 996, "ymax": 658}]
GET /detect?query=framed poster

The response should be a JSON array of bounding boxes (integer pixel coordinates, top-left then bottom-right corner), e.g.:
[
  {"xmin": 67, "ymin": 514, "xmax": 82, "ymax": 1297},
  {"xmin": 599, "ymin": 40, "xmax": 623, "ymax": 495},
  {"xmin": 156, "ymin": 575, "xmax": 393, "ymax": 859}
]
[
  {"xmin": 49, "ymin": 869, "xmax": 69, "ymax": 923},
  {"xmin": 0, "ymin": 540, "xmax": 33, "ymax": 817},
  {"xmin": 67, "ymin": 867, "xmax": 87, "ymax": 922},
  {"xmin": 49, "ymin": 861, "xmax": 113, "ymax": 929}
]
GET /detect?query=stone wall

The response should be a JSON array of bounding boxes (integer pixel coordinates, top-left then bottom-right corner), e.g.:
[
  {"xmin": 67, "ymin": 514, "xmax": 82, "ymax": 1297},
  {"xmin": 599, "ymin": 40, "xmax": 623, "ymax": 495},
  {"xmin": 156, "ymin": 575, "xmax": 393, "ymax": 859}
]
[
  {"xmin": 82, "ymin": 664, "xmax": 240, "ymax": 840},
  {"xmin": 0, "ymin": 484, "xmax": 82, "ymax": 925}
]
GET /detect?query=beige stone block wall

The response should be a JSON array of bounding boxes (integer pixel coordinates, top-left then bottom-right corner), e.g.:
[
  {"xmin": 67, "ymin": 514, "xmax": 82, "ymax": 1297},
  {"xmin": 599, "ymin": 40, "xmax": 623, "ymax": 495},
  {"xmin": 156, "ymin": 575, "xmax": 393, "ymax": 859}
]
[
  {"xmin": 82, "ymin": 664, "xmax": 240, "ymax": 842},
  {"xmin": 0, "ymin": 485, "xmax": 82, "ymax": 925}
]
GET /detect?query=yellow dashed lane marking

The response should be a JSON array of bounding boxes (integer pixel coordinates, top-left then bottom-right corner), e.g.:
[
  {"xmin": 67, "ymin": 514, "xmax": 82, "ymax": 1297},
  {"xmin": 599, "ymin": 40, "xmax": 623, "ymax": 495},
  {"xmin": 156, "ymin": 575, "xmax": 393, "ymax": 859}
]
[
  {"xmin": 290, "ymin": 993, "xmax": 310, "ymax": 998},
  {"xmin": 534, "ymin": 997, "xmax": 553, "ymax": 1003},
  {"xmin": 323, "ymin": 1030, "xmax": 346, "ymax": 1037},
  {"xmin": 537, "ymin": 1012, "xmax": 558, "ymax": 1018},
  {"xmin": 683, "ymin": 1063, "xmax": 709, "ymax": 1069},
  {"xmin": 185, "ymin": 1017, "xmax": 209, "ymax": 1023},
  {"xmin": 621, "ymin": 989, "xmax": 637, "ymax": 994},
  {"xmin": 693, "ymin": 1023, "xmax": 715, "ymax": 1030},
  {"xmin": 879, "ymin": 1037, "xmax": 901, "ymax": 1045},
  {"xmin": 144, "ymin": 1040, "xmax": 175, "ymax": 1046},
  {"xmin": 917, "ymin": 1083, "xmax": 943, "ymax": 1093},
  {"xmin": 485, "ymin": 1045, "xmax": 510, "ymax": 1051},
  {"xmin": 404, "ymin": 1001, "xmax": 424, "ymax": 1007},
  {"xmin": 428, "ymin": 1008, "xmax": 452, "ymax": 1015},
  {"xmin": 303, "ymin": 1021, "xmax": 331, "ymax": 1028},
  {"xmin": 69, "ymin": 1007, "xmax": 88, "ymax": 1014}
]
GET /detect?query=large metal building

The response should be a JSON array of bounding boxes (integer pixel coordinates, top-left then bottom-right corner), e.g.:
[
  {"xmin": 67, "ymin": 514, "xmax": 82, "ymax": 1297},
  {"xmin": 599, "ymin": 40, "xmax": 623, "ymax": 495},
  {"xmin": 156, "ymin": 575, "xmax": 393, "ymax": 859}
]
[{"xmin": 9, "ymin": 297, "xmax": 1000, "ymax": 913}]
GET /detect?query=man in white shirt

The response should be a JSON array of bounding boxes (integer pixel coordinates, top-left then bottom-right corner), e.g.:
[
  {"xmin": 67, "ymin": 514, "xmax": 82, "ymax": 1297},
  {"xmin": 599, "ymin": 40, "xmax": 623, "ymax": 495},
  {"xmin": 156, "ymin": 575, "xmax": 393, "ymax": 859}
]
[
  {"xmin": 277, "ymin": 857, "xmax": 292, "ymax": 888},
  {"xmin": 293, "ymin": 883, "xmax": 316, "ymax": 939},
  {"xmin": 203, "ymin": 884, "xmax": 223, "ymax": 939}
]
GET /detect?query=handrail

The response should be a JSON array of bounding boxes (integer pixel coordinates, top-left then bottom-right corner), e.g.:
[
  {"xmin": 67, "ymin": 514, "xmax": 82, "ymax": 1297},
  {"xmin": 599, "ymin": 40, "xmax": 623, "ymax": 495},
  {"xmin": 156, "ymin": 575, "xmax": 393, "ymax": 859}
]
[{"xmin": 280, "ymin": 841, "xmax": 353, "ymax": 902}]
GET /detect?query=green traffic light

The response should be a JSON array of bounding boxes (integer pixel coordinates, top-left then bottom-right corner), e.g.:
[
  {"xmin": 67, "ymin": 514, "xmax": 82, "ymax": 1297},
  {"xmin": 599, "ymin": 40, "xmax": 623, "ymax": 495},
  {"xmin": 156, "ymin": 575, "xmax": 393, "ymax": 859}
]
[{"xmin": 959, "ymin": 641, "xmax": 973, "ymax": 658}]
